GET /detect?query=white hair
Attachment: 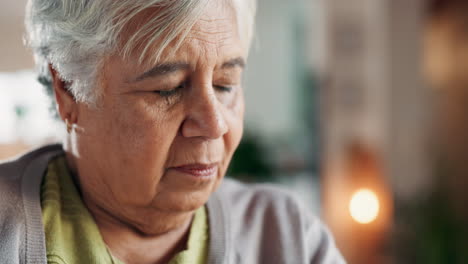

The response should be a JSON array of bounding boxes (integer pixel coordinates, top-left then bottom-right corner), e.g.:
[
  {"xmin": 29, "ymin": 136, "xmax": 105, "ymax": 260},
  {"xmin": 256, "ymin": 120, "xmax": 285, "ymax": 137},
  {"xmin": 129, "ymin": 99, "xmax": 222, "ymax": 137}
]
[{"xmin": 25, "ymin": 0, "xmax": 256, "ymax": 105}]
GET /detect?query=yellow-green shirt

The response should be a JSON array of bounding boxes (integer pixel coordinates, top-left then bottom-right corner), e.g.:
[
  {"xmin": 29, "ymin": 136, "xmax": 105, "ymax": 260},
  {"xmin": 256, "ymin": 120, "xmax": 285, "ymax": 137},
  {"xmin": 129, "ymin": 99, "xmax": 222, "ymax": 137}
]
[{"xmin": 40, "ymin": 155, "xmax": 208, "ymax": 264}]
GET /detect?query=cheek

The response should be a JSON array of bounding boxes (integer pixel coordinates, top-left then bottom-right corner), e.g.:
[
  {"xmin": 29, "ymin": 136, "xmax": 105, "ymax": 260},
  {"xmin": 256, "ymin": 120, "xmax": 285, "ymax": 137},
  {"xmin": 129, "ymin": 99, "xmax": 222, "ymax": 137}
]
[
  {"xmin": 233, "ymin": 87, "xmax": 245, "ymax": 117},
  {"xmin": 229, "ymin": 88, "xmax": 245, "ymax": 139},
  {"xmin": 110, "ymin": 97, "xmax": 183, "ymax": 171},
  {"xmin": 222, "ymin": 92, "xmax": 244, "ymax": 167},
  {"xmin": 78, "ymin": 96, "xmax": 184, "ymax": 203},
  {"xmin": 115, "ymin": 96, "xmax": 179, "ymax": 142},
  {"xmin": 225, "ymin": 119, "xmax": 243, "ymax": 159}
]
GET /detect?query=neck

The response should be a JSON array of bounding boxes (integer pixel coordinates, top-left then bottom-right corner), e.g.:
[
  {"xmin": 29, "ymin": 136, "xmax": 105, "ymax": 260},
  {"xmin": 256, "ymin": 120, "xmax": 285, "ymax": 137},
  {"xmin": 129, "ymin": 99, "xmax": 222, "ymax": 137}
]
[
  {"xmin": 64, "ymin": 150, "xmax": 194, "ymax": 264},
  {"xmin": 85, "ymin": 198, "xmax": 194, "ymax": 264}
]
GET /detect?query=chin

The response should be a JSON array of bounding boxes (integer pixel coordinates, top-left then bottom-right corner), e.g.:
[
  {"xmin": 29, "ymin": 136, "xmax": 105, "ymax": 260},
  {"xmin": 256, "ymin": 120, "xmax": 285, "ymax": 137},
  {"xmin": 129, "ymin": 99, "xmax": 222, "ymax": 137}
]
[{"xmin": 155, "ymin": 188, "xmax": 213, "ymax": 213}]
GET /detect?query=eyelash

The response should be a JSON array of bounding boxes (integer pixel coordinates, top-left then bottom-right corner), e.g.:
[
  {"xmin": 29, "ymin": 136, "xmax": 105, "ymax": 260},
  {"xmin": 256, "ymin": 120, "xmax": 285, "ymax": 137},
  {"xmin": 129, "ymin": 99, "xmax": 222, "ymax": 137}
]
[
  {"xmin": 156, "ymin": 84, "xmax": 183, "ymax": 97},
  {"xmin": 154, "ymin": 84, "xmax": 233, "ymax": 97},
  {"xmin": 214, "ymin": 85, "xmax": 233, "ymax": 93}
]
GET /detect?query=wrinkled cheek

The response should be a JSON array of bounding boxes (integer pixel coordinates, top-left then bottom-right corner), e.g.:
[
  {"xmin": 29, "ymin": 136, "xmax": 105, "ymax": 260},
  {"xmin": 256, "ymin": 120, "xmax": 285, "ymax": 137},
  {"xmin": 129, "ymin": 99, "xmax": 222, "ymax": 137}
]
[
  {"xmin": 110, "ymin": 102, "xmax": 184, "ymax": 202},
  {"xmin": 112, "ymin": 99, "xmax": 167, "ymax": 154},
  {"xmin": 74, "ymin": 96, "xmax": 174, "ymax": 205}
]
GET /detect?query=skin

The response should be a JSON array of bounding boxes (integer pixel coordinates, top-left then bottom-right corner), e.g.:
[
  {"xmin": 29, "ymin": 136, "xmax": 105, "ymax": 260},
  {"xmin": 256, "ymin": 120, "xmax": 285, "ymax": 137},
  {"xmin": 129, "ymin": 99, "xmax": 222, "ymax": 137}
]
[{"xmin": 50, "ymin": 2, "xmax": 246, "ymax": 264}]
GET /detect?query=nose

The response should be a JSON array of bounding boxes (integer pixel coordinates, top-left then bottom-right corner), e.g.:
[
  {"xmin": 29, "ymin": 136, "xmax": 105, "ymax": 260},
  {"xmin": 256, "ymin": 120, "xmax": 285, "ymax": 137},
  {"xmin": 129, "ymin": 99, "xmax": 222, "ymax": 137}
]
[{"xmin": 181, "ymin": 89, "xmax": 228, "ymax": 139}]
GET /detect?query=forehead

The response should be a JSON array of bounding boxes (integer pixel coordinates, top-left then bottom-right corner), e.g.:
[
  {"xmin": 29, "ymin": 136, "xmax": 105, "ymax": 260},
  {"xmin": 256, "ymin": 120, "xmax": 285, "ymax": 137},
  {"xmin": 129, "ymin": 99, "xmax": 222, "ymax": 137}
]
[
  {"xmin": 120, "ymin": 1, "xmax": 244, "ymax": 67},
  {"xmin": 172, "ymin": 4, "xmax": 243, "ymax": 63},
  {"xmin": 190, "ymin": 1, "xmax": 238, "ymax": 37}
]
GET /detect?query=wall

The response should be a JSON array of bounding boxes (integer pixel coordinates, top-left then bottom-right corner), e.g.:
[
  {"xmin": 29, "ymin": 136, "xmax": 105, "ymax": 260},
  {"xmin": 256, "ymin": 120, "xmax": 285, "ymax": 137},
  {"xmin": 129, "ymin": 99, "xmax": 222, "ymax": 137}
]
[{"xmin": 0, "ymin": 0, "xmax": 33, "ymax": 71}]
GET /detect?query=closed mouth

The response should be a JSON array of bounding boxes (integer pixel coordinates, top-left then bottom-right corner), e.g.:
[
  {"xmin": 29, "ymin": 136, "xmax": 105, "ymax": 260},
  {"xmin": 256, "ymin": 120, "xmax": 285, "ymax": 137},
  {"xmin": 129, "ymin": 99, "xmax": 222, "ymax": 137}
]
[{"xmin": 172, "ymin": 163, "xmax": 218, "ymax": 177}]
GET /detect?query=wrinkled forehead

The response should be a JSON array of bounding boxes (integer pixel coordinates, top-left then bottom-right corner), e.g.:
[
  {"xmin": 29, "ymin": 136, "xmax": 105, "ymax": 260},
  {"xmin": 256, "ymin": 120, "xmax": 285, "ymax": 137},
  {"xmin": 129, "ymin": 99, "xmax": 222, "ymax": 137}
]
[
  {"xmin": 115, "ymin": 0, "xmax": 242, "ymax": 67},
  {"xmin": 189, "ymin": 5, "xmax": 239, "ymax": 45}
]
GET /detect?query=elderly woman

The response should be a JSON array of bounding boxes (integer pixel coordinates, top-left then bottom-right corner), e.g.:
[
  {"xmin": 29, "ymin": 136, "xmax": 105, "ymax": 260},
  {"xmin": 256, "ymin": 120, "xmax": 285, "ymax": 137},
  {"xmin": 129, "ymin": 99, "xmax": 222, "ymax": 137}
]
[{"xmin": 0, "ymin": 0, "xmax": 344, "ymax": 263}]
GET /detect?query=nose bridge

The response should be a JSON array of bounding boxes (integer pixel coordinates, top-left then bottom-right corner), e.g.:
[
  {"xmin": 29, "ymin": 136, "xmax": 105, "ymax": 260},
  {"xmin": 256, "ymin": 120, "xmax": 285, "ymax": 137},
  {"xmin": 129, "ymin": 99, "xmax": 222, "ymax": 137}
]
[{"xmin": 183, "ymin": 82, "xmax": 228, "ymax": 139}]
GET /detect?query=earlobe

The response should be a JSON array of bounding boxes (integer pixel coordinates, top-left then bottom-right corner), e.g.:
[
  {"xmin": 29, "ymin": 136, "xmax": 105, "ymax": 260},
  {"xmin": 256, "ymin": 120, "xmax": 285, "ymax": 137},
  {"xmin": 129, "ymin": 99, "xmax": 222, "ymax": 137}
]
[{"xmin": 48, "ymin": 64, "xmax": 78, "ymax": 124}]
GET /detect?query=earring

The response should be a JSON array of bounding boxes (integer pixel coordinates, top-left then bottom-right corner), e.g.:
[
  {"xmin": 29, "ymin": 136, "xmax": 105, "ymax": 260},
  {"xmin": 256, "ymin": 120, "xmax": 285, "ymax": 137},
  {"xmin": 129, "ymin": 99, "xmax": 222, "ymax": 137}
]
[{"xmin": 65, "ymin": 119, "xmax": 72, "ymax": 134}]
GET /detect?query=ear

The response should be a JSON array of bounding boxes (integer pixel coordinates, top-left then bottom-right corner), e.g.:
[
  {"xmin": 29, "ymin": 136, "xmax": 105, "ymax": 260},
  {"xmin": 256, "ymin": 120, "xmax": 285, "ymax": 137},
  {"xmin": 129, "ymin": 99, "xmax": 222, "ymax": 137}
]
[{"xmin": 49, "ymin": 64, "xmax": 78, "ymax": 124}]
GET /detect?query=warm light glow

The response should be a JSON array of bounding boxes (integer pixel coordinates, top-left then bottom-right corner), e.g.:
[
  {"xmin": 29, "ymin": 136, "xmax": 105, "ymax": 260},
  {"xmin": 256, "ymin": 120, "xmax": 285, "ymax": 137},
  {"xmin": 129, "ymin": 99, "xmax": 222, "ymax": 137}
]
[{"xmin": 349, "ymin": 189, "xmax": 380, "ymax": 224}]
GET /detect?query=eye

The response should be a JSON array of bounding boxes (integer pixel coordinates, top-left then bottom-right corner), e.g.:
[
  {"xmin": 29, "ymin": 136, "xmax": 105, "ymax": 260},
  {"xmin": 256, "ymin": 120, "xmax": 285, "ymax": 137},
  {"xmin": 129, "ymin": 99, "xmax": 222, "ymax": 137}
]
[
  {"xmin": 214, "ymin": 85, "xmax": 233, "ymax": 92},
  {"xmin": 154, "ymin": 83, "xmax": 184, "ymax": 97}
]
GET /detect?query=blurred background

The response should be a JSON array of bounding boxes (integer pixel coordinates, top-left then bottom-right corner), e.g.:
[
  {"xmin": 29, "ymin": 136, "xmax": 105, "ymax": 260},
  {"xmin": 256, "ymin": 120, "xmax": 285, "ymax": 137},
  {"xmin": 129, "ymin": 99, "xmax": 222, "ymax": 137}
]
[{"xmin": 1, "ymin": 0, "xmax": 468, "ymax": 263}]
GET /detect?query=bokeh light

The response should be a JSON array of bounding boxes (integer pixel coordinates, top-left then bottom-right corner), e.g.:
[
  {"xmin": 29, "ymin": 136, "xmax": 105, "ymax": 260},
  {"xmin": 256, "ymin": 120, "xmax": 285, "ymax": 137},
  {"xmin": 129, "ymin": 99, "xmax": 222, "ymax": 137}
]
[{"xmin": 349, "ymin": 189, "xmax": 380, "ymax": 224}]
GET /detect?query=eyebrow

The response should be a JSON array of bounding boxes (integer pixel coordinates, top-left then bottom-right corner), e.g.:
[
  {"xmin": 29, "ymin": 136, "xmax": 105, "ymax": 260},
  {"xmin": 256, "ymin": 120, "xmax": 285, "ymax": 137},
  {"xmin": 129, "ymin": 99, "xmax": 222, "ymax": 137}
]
[
  {"xmin": 221, "ymin": 57, "xmax": 246, "ymax": 70},
  {"xmin": 131, "ymin": 62, "xmax": 190, "ymax": 82},
  {"xmin": 131, "ymin": 57, "xmax": 246, "ymax": 83}
]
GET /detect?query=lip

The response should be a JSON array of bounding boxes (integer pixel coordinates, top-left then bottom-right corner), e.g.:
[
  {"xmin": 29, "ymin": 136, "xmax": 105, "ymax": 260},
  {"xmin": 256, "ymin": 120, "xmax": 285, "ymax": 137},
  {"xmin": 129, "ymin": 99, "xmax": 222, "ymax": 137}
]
[{"xmin": 172, "ymin": 163, "xmax": 218, "ymax": 178}]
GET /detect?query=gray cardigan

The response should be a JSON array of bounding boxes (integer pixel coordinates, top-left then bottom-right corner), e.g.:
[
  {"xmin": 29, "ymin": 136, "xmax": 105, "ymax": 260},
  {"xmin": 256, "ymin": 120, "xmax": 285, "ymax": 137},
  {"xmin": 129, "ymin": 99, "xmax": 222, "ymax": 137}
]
[{"xmin": 0, "ymin": 144, "xmax": 345, "ymax": 264}]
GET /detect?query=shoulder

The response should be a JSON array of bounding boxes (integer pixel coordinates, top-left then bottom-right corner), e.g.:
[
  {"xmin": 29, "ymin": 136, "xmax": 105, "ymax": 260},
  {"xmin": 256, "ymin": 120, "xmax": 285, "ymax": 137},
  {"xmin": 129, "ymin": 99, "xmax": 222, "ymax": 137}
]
[
  {"xmin": 217, "ymin": 178, "xmax": 306, "ymax": 219},
  {"xmin": 215, "ymin": 178, "xmax": 346, "ymax": 264},
  {"xmin": 0, "ymin": 144, "xmax": 63, "ymax": 196},
  {"xmin": 0, "ymin": 143, "xmax": 63, "ymax": 206},
  {"xmin": 0, "ymin": 143, "xmax": 63, "ymax": 263},
  {"xmin": 0, "ymin": 142, "xmax": 63, "ymax": 206},
  {"xmin": 0, "ymin": 143, "xmax": 63, "ymax": 179},
  {"xmin": 216, "ymin": 178, "xmax": 319, "ymax": 234}
]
